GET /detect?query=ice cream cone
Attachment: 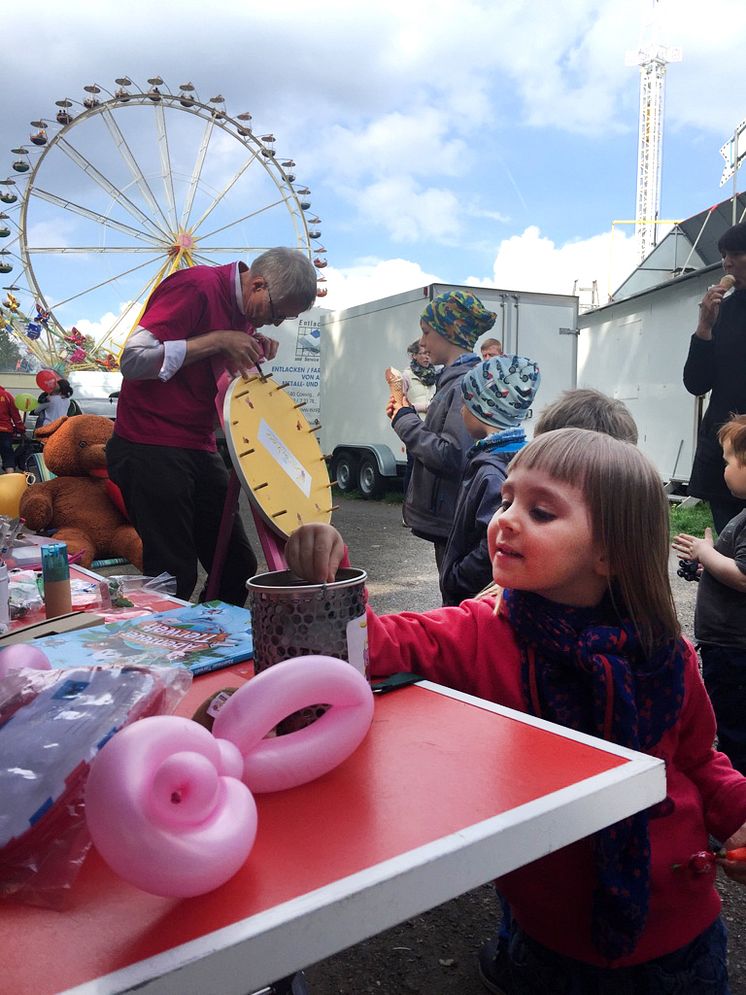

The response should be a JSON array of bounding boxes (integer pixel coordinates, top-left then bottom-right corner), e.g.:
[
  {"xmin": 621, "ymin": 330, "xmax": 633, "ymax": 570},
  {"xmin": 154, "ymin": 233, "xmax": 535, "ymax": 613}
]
[{"xmin": 385, "ymin": 366, "xmax": 404, "ymax": 405}]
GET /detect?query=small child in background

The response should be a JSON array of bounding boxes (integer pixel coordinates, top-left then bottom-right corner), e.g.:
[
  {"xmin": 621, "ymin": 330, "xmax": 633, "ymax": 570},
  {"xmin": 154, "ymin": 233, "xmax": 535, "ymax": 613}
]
[
  {"xmin": 34, "ymin": 378, "xmax": 77, "ymax": 429},
  {"xmin": 480, "ymin": 337, "xmax": 504, "ymax": 359},
  {"xmin": 288, "ymin": 429, "xmax": 746, "ymax": 993},
  {"xmin": 439, "ymin": 354, "xmax": 540, "ymax": 606},
  {"xmin": 673, "ymin": 414, "xmax": 746, "ymax": 775},
  {"xmin": 534, "ymin": 386, "xmax": 638, "ymax": 443}
]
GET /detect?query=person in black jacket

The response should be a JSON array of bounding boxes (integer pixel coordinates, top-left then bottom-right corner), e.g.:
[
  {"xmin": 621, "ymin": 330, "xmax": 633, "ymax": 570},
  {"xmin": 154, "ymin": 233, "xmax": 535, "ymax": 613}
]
[
  {"xmin": 439, "ymin": 354, "xmax": 540, "ymax": 606},
  {"xmin": 388, "ymin": 290, "xmax": 497, "ymax": 568},
  {"xmin": 684, "ymin": 222, "xmax": 746, "ymax": 532}
]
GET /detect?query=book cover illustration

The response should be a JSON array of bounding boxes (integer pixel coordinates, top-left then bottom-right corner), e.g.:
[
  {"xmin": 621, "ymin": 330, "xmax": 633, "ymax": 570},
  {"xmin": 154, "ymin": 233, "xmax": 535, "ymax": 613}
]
[{"xmin": 34, "ymin": 601, "xmax": 253, "ymax": 676}]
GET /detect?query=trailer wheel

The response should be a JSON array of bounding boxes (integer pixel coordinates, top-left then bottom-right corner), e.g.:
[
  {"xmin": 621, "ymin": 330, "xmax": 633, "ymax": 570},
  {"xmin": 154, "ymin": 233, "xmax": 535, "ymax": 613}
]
[
  {"xmin": 358, "ymin": 456, "xmax": 386, "ymax": 500},
  {"xmin": 331, "ymin": 452, "xmax": 357, "ymax": 493}
]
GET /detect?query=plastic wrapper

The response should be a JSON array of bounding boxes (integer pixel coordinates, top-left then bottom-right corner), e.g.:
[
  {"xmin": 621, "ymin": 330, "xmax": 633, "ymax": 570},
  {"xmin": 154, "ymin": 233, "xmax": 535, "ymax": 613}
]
[
  {"xmin": 69, "ymin": 576, "xmax": 110, "ymax": 612},
  {"xmin": 106, "ymin": 571, "xmax": 177, "ymax": 607},
  {"xmin": 8, "ymin": 568, "xmax": 43, "ymax": 619},
  {"xmin": 0, "ymin": 663, "xmax": 191, "ymax": 909}
]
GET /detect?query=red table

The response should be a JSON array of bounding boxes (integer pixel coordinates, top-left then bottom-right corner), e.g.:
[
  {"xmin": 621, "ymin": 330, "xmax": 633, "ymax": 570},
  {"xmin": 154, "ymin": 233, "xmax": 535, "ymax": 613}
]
[{"xmin": 1, "ymin": 667, "xmax": 665, "ymax": 995}]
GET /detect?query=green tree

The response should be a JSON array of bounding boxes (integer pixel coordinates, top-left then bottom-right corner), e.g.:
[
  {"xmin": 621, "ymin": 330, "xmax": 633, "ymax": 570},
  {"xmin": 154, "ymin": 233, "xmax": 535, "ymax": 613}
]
[{"xmin": 0, "ymin": 326, "xmax": 22, "ymax": 373}]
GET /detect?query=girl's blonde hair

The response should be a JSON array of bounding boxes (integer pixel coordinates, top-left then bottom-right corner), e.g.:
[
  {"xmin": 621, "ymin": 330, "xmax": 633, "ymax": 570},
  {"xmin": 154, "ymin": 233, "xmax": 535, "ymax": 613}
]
[{"xmin": 508, "ymin": 428, "xmax": 679, "ymax": 653}]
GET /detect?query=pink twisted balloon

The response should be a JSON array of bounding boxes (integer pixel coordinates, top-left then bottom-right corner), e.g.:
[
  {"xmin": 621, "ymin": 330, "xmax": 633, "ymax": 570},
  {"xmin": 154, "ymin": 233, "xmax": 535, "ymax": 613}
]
[
  {"xmin": 85, "ymin": 656, "xmax": 374, "ymax": 896},
  {"xmin": 85, "ymin": 716, "xmax": 256, "ymax": 897}
]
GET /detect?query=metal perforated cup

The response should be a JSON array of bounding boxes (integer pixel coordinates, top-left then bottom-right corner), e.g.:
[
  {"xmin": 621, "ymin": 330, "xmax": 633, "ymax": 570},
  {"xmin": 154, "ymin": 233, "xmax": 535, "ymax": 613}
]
[{"xmin": 246, "ymin": 567, "xmax": 368, "ymax": 733}]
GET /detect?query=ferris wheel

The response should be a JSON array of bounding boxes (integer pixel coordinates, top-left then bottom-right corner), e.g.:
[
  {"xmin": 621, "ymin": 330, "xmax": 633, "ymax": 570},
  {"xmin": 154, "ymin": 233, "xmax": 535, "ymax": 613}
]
[{"xmin": 0, "ymin": 76, "xmax": 327, "ymax": 371}]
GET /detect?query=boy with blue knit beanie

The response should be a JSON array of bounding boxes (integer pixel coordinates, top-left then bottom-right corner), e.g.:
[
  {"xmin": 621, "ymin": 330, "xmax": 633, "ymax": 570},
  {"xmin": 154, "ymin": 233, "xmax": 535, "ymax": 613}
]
[{"xmin": 439, "ymin": 354, "xmax": 540, "ymax": 606}]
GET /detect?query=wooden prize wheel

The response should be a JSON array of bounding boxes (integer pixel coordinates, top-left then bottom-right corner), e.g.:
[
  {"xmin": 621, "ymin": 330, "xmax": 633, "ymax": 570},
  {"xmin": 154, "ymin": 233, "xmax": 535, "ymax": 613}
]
[{"xmin": 222, "ymin": 372, "xmax": 332, "ymax": 538}]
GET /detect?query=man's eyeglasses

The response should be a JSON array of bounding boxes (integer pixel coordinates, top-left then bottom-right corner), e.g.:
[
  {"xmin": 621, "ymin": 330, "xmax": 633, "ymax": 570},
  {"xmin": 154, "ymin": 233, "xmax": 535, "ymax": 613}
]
[{"xmin": 265, "ymin": 285, "xmax": 286, "ymax": 324}]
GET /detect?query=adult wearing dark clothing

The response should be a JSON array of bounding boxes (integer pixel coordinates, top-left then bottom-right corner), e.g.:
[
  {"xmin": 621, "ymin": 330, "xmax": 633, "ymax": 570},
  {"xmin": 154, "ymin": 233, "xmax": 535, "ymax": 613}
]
[
  {"xmin": 388, "ymin": 290, "xmax": 497, "ymax": 568},
  {"xmin": 107, "ymin": 248, "xmax": 318, "ymax": 604},
  {"xmin": 684, "ymin": 222, "xmax": 746, "ymax": 532}
]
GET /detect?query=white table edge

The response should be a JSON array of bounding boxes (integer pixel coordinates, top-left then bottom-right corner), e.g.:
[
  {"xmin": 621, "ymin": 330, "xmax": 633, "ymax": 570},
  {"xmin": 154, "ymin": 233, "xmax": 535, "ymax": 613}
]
[{"xmin": 60, "ymin": 682, "xmax": 666, "ymax": 995}]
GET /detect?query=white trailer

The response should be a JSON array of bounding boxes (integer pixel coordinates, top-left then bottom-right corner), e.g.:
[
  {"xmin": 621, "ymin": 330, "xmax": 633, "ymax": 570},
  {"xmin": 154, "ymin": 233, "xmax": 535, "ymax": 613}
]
[
  {"xmin": 319, "ymin": 283, "xmax": 579, "ymax": 497},
  {"xmin": 577, "ymin": 263, "xmax": 720, "ymax": 488}
]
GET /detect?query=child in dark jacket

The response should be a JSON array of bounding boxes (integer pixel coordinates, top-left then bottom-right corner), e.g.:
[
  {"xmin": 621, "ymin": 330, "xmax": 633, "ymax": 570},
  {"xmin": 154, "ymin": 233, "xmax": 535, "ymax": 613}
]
[
  {"xmin": 673, "ymin": 414, "xmax": 746, "ymax": 775},
  {"xmin": 439, "ymin": 354, "xmax": 540, "ymax": 606}
]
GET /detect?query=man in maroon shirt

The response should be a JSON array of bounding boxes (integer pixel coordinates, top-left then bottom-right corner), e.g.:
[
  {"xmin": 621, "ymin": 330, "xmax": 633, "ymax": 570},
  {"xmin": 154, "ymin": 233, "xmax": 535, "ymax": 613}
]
[{"xmin": 107, "ymin": 248, "xmax": 317, "ymax": 604}]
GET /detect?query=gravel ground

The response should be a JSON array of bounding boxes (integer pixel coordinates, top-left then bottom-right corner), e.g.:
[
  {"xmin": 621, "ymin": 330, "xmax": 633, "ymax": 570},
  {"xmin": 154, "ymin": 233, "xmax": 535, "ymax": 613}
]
[{"xmin": 228, "ymin": 492, "xmax": 745, "ymax": 995}]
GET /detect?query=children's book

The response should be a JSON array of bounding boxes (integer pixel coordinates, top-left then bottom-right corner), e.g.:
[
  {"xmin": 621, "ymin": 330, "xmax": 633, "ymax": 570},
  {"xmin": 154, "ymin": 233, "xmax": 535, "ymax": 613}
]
[{"xmin": 32, "ymin": 601, "xmax": 253, "ymax": 676}]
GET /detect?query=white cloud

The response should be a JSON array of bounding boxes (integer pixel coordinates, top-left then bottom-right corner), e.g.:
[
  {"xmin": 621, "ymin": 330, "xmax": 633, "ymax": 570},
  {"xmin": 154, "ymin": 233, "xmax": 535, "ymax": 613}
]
[
  {"xmin": 351, "ymin": 177, "xmax": 465, "ymax": 244},
  {"xmin": 321, "ymin": 257, "xmax": 442, "ymax": 311},
  {"xmin": 325, "ymin": 109, "xmax": 469, "ymax": 183},
  {"xmin": 468, "ymin": 224, "xmax": 640, "ymax": 304},
  {"xmin": 319, "ymin": 222, "xmax": 642, "ymax": 314},
  {"xmin": 74, "ymin": 299, "xmax": 142, "ymax": 354}
]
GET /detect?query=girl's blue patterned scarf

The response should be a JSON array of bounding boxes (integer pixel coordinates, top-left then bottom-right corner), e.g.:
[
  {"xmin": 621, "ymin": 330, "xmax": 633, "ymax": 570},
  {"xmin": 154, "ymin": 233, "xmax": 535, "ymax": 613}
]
[
  {"xmin": 409, "ymin": 356, "xmax": 436, "ymax": 387},
  {"xmin": 501, "ymin": 588, "xmax": 686, "ymax": 961}
]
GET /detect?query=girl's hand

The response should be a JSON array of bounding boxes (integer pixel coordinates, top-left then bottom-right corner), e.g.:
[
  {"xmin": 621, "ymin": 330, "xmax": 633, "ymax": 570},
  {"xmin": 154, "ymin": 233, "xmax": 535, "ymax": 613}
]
[
  {"xmin": 671, "ymin": 529, "xmax": 713, "ymax": 561},
  {"xmin": 286, "ymin": 524, "xmax": 345, "ymax": 584},
  {"xmin": 717, "ymin": 824, "xmax": 746, "ymax": 884}
]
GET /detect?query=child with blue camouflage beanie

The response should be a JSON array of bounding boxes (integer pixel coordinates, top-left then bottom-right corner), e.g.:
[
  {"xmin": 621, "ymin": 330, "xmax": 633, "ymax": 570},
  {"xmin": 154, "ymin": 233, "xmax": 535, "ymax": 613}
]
[{"xmin": 439, "ymin": 354, "xmax": 540, "ymax": 606}]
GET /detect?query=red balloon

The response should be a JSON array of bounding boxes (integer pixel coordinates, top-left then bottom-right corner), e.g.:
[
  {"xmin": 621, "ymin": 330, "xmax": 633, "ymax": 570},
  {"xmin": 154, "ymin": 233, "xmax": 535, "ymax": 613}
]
[{"xmin": 35, "ymin": 369, "xmax": 59, "ymax": 392}]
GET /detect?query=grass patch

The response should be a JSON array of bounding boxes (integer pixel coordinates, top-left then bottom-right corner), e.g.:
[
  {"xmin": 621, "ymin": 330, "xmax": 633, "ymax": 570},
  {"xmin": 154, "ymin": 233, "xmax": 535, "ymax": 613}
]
[{"xmin": 669, "ymin": 501, "xmax": 715, "ymax": 538}]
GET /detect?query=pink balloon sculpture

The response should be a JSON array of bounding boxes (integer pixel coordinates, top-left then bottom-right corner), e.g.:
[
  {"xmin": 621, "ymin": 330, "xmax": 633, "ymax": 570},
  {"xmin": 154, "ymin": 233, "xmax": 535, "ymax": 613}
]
[
  {"xmin": 213, "ymin": 654, "xmax": 375, "ymax": 792},
  {"xmin": 85, "ymin": 655, "xmax": 374, "ymax": 897},
  {"xmin": 0, "ymin": 643, "xmax": 51, "ymax": 679}
]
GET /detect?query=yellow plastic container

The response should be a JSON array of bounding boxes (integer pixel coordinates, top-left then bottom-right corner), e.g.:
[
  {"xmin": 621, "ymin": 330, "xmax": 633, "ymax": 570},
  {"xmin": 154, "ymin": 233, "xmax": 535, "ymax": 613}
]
[{"xmin": 0, "ymin": 472, "xmax": 31, "ymax": 518}]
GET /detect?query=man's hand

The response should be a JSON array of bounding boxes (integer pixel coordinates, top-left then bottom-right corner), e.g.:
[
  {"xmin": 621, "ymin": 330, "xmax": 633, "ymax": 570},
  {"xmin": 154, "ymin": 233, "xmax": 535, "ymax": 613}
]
[
  {"xmin": 254, "ymin": 333, "xmax": 279, "ymax": 361},
  {"xmin": 286, "ymin": 523, "xmax": 345, "ymax": 584},
  {"xmin": 696, "ymin": 285, "xmax": 729, "ymax": 339},
  {"xmin": 218, "ymin": 331, "xmax": 269, "ymax": 377},
  {"xmin": 671, "ymin": 529, "xmax": 714, "ymax": 561}
]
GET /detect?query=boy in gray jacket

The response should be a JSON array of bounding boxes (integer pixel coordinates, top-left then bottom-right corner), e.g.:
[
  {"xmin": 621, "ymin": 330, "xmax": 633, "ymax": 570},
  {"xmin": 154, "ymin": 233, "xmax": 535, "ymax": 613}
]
[{"xmin": 388, "ymin": 290, "xmax": 497, "ymax": 568}]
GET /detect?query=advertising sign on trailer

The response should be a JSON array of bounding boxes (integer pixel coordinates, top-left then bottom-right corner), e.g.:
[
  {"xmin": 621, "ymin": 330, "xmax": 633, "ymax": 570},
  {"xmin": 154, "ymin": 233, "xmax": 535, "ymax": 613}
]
[{"xmin": 267, "ymin": 307, "xmax": 327, "ymax": 423}]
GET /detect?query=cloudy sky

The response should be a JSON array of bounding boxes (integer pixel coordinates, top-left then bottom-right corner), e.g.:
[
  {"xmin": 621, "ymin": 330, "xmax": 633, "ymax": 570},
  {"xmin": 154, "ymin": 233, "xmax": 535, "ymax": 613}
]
[{"xmin": 2, "ymin": 0, "xmax": 745, "ymax": 327}]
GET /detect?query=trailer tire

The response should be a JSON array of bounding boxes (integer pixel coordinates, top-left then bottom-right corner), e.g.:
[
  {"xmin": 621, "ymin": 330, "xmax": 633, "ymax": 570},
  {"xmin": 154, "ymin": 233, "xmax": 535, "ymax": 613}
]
[
  {"xmin": 358, "ymin": 456, "xmax": 386, "ymax": 500},
  {"xmin": 331, "ymin": 452, "xmax": 358, "ymax": 494}
]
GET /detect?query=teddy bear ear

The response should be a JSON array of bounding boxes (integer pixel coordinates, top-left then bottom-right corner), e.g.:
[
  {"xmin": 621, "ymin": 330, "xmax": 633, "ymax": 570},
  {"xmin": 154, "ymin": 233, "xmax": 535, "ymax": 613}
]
[{"xmin": 35, "ymin": 415, "xmax": 69, "ymax": 440}]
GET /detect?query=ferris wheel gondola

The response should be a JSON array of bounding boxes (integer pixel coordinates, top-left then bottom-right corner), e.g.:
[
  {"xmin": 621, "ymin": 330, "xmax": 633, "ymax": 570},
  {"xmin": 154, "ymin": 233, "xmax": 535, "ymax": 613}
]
[{"xmin": 2, "ymin": 77, "xmax": 325, "ymax": 370}]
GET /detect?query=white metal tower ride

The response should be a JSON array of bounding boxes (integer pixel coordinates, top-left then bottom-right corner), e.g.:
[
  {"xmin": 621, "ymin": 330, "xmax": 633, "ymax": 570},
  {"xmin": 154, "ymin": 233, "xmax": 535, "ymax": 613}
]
[{"xmin": 626, "ymin": 0, "xmax": 681, "ymax": 261}]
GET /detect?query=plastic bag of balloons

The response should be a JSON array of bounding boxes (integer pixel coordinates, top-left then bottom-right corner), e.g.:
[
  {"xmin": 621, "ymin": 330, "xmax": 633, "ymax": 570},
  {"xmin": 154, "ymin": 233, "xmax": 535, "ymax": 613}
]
[{"xmin": 0, "ymin": 663, "xmax": 191, "ymax": 909}]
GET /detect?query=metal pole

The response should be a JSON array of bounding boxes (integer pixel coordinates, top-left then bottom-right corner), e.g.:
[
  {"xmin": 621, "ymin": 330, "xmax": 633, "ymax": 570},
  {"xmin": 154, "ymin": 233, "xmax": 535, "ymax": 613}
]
[{"xmin": 733, "ymin": 130, "xmax": 738, "ymax": 225}]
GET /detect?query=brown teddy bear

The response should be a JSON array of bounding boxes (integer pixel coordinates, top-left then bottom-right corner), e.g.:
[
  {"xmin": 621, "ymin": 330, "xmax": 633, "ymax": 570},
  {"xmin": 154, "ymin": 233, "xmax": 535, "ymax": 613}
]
[{"xmin": 19, "ymin": 414, "xmax": 143, "ymax": 569}]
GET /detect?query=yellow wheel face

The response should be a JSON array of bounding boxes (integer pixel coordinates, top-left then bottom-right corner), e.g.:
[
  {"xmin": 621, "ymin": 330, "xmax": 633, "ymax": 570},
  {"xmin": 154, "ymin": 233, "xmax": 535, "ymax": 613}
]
[{"xmin": 223, "ymin": 372, "xmax": 332, "ymax": 538}]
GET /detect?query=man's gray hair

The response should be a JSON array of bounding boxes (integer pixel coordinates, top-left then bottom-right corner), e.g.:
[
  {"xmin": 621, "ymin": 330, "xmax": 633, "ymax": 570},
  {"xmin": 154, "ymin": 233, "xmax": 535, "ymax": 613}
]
[{"xmin": 252, "ymin": 248, "xmax": 318, "ymax": 311}]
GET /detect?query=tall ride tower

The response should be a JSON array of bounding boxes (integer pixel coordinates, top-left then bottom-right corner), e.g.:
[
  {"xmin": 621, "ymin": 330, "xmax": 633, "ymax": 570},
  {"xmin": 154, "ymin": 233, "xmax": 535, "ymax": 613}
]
[{"xmin": 626, "ymin": 0, "xmax": 681, "ymax": 261}]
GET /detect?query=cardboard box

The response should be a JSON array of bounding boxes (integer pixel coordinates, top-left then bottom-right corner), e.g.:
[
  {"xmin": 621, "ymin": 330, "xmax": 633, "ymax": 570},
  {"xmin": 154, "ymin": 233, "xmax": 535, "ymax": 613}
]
[{"xmin": 0, "ymin": 612, "xmax": 105, "ymax": 645}]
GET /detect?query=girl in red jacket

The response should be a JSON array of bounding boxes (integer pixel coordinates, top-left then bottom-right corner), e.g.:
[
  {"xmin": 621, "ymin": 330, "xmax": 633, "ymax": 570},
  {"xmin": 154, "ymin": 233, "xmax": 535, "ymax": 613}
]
[
  {"xmin": 0, "ymin": 386, "xmax": 24, "ymax": 472},
  {"xmin": 287, "ymin": 428, "xmax": 746, "ymax": 994}
]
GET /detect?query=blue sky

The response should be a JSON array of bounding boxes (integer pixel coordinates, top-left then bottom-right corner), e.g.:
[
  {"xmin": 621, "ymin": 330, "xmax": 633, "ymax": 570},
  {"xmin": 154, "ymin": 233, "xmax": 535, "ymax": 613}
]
[{"xmin": 1, "ymin": 0, "xmax": 744, "ymax": 336}]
